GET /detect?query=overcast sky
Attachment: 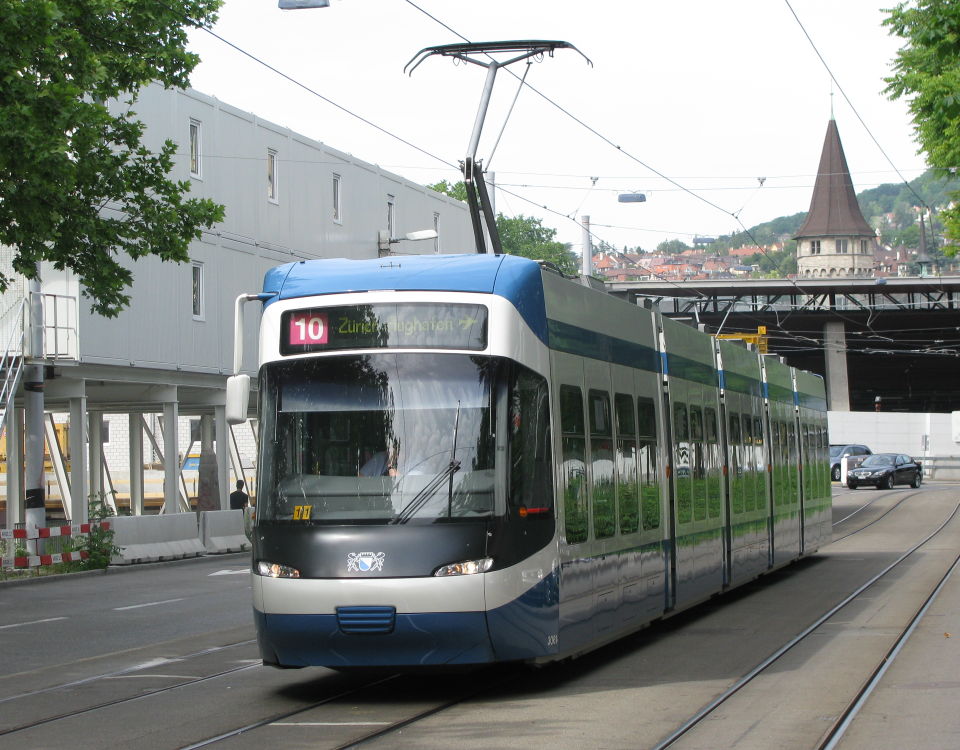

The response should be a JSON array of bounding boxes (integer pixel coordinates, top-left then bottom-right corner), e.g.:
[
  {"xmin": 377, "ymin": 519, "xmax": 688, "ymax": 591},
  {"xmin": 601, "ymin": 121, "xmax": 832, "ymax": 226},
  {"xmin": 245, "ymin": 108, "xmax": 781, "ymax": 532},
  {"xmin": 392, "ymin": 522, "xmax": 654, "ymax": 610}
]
[{"xmin": 185, "ymin": 0, "xmax": 927, "ymax": 254}]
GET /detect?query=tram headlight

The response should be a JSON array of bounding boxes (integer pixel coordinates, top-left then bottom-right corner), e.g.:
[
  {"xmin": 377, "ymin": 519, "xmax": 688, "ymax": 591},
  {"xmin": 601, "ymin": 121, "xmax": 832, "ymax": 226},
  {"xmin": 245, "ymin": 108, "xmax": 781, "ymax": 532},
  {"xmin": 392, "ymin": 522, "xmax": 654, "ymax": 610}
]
[
  {"xmin": 433, "ymin": 558, "xmax": 493, "ymax": 577},
  {"xmin": 256, "ymin": 560, "xmax": 301, "ymax": 578}
]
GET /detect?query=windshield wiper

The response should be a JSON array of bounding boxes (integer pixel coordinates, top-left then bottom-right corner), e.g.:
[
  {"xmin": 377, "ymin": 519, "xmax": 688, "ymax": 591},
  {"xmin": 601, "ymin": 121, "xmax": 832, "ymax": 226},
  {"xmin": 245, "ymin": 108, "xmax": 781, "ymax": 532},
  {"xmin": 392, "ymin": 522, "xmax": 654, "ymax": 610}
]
[
  {"xmin": 394, "ymin": 401, "xmax": 463, "ymax": 524},
  {"xmin": 391, "ymin": 459, "xmax": 461, "ymax": 524},
  {"xmin": 447, "ymin": 401, "xmax": 461, "ymax": 517}
]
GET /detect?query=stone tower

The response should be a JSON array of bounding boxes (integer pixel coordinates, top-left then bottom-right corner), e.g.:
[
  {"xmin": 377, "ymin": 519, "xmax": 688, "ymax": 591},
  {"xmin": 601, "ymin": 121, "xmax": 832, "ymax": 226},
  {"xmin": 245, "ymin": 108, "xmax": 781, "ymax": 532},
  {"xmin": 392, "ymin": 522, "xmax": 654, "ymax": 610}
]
[{"xmin": 794, "ymin": 119, "xmax": 877, "ymax": 277}]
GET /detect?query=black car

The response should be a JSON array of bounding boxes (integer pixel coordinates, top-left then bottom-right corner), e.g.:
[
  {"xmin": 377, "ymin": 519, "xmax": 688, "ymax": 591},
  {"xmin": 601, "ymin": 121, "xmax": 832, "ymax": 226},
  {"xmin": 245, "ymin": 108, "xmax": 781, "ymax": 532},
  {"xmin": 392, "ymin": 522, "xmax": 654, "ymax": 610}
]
[
  {"xmin": 829, "ymin": 443, "xmax": 872, "ymax": 481},
  {"xmin": 846, "ymin": 453, "xmax": 922, "ymax": 490}
]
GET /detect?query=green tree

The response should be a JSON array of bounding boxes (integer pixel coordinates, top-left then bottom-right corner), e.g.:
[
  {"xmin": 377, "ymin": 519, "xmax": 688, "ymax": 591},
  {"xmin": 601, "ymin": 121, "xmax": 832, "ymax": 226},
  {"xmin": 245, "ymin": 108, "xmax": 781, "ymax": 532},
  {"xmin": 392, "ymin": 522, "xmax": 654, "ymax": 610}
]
[
  {"xmin": 496, "ymin": 214, "xmax": 579, "ymax": 275},
  {"xmin": 426, "ymin": 179, "xmax": 468, "ymax": 202},
  {"xmin": 656, "ymin": 239, "xmax": 691, "ymax": 255},
  {"xmin": 0, "ymin": 0, "xmax": 225, "ymax": 316},
  {"xmin": 885, "ymin": 1, "xmax": 960, "ymax": 253}
]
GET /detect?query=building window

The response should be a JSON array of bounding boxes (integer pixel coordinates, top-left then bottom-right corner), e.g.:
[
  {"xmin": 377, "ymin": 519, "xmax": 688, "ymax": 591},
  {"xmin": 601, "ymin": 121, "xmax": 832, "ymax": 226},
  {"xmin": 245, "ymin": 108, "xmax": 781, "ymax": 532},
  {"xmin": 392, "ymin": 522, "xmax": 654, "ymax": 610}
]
[
  {"xmin": 267, "ymin": 149, "xmax": 278, "ymax": 203},
  {"xmin": 860, "ymin": 239, "xmax": 870, "ymax": 254},
  {"xmin": 433, "ymin": 212, "xmax": 440, "ymax": 253},
  {"xmin": 387, "ymin": 194, "xmax": 396, "ymax": 237},
  {"xmin": 189, "ymin": 119, "xmax": 202, "ymax": 178},
  {"xmin": 332, "ymin": 173, "xmax": 342, "ymax": 223},
  {"xmin": 810, "ymin": 240, "xmax": 821, "ymax": 255},
  {"xmin": 836, "ymin": 238, "xmax": 849, "ymax": 253},
  {"xmin": 192, "ymin": 262, "xmax": 204, "ymax": 321}
]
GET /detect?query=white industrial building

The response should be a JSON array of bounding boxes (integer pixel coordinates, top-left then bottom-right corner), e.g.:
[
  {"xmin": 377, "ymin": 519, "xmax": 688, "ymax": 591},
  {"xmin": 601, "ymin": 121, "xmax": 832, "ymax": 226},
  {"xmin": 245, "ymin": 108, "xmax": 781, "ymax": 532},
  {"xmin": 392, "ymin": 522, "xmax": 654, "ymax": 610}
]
[{"xmin": 1, "ymin": 83, "xmax": 473, "ymax": 525}]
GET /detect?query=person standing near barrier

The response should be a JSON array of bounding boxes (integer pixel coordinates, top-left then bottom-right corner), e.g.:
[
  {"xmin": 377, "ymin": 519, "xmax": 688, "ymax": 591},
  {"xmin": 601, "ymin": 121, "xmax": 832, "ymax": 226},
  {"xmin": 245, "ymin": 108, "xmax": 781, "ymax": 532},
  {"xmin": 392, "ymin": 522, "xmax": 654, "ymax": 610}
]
[{"xmin": 230, "ymin": 480, "xmax": 249, "ymax": 510}]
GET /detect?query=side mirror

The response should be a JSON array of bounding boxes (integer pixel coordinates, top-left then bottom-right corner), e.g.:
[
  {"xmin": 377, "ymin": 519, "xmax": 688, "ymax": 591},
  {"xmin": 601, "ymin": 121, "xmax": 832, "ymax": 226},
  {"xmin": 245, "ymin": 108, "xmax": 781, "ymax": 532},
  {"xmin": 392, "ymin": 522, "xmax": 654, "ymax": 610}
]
[{"xmin": 226, "ymin": 374, "xmax": 251, "ymax": 425}]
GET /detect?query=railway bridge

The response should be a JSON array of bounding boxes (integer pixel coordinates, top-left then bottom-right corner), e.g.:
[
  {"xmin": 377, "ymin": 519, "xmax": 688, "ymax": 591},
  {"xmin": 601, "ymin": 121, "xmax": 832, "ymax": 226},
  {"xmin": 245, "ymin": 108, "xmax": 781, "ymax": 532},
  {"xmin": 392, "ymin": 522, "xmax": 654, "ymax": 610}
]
[{"xmin": 607, "ymin": 275, "xmax": 960, "ymax": 413}]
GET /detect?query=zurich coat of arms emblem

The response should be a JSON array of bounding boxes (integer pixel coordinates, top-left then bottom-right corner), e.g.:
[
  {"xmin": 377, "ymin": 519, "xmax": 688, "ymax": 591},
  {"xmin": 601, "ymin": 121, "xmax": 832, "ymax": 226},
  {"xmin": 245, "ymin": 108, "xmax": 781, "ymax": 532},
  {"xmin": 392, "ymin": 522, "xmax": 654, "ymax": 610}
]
[{"xmin": 347, "ymin": 551, "xmax": 385, "ymax": 573}]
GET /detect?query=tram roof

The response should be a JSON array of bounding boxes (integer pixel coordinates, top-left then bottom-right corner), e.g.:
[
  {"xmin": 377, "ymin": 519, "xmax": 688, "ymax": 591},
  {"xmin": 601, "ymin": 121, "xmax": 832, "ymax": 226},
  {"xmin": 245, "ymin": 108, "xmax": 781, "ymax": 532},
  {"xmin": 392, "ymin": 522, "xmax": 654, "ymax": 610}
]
[
  {"xmin": 263, "ymin": 253, "xmax": 549, "ymax": 339},
  {"xmin": 264, "ymin": 253, "xmax": 544, "ymax": 300}
]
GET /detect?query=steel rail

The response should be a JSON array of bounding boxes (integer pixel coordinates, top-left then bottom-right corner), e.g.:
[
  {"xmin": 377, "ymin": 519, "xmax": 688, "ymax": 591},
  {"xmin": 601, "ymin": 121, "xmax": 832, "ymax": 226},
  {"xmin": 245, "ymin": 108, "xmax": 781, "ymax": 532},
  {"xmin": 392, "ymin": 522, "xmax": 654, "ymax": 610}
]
[{"xmin": 650, "ymin": 499, "xmax": 960, "ymax": 749}]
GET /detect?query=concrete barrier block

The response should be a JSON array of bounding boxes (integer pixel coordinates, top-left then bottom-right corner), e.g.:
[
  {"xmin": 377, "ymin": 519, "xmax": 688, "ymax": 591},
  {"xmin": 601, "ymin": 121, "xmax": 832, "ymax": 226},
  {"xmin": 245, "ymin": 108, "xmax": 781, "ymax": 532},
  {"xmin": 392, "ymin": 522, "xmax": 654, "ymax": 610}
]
[
  {"xmin": 140, "ymin": 515, "xmax": 170, "ymax": 561},
  {"xmin": 200, "ymin": 510, "xmax": 251, "ymax": 554},
  {"xmin": 110, "ymin": 515, "xmax": 142, "ymax": 565},
  {"xmin": 172, "ymin": 513, "xmax": 205, "ymax": 558}
]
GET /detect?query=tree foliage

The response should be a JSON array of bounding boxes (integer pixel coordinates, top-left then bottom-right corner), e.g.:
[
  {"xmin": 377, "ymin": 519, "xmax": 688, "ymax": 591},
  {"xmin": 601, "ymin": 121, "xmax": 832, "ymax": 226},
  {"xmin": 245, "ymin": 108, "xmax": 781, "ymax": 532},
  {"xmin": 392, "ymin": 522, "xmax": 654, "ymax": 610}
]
[
  {"xmin": 426, "ymin": 179, "xmax": 468, "ymax": 202},
  {"xmin": 885, "ymin": 1, "xmax": 960, "ymax": 253},
  {"xmin": 0, "ymin": 0, "xmax": 226, "ymax": 316},
  {"xmin": 655, "ymin": 239, "xmax": 691, "ymax": 255},
  {"xmin": 496, "ymin": 214, "xmax": 579, "ymax": 275},
  {"xmin": 426, "ymin": 180, "xmax": 579, "ymax": 274}
]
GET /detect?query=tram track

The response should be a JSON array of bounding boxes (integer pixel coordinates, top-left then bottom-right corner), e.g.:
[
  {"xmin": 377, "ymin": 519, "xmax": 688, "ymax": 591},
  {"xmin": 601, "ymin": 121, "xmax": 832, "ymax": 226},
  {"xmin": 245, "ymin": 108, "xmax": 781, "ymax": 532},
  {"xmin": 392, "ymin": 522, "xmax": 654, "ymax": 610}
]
[
  {"xmin": 0, "ymin": 639, "xmax": 260, "ymax": 737},
  {"xmin": 830, "ymin": 487, "xmax": 923, "ymax": 542},
  {"xmin": 1, "ymin": 628, "xmax": 525, "ymax": 750},
  {"xmin": 650, "ymin": 497, "xmax": 960, "ymax": 749},
  {"xmin": 177, "ymin": 668, "xmax": 523, "ymax": 750},
  {"xmin": 817, "ymin": 546, "xmax": 960, "ymax": 749}
]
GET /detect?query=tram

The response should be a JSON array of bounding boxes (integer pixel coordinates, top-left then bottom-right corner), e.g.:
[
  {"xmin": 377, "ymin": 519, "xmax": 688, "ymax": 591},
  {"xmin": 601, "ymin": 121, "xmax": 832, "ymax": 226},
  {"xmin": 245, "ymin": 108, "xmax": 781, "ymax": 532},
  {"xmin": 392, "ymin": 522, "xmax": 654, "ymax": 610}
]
[{"xmin": 227, "ymin": 252, "xmax": 830, "ymax": 668}]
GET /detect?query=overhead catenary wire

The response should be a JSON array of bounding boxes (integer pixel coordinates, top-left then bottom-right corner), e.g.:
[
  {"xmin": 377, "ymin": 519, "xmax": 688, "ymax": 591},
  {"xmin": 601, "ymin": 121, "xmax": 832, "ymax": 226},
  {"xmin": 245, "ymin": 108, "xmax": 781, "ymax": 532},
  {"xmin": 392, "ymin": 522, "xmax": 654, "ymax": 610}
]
[{"xmin": 185, "ymin": 3, "xmax": 948, "ymax": 357}]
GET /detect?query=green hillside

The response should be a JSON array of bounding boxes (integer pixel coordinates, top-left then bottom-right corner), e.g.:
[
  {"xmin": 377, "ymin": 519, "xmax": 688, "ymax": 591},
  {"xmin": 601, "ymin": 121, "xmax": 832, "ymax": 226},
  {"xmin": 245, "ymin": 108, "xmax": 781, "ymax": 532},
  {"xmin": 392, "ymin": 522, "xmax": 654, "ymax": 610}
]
[{"xmin": 710, "ymin": 169, "xmax": 959, "ymax": 255}]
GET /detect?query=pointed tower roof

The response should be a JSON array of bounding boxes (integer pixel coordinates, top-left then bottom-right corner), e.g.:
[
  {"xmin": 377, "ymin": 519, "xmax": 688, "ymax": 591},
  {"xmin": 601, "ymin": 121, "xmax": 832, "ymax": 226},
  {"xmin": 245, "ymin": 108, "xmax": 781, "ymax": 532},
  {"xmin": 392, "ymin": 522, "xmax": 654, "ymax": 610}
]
[{"xmin": 794, "ymin": 120, "xmax": 874, "ymax": 238}]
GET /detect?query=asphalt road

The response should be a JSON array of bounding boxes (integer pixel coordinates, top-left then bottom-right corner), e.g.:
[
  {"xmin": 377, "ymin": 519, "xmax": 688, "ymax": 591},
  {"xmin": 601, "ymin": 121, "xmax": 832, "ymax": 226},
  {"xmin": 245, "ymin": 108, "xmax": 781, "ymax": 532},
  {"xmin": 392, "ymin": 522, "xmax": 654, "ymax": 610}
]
[{"xmin": 2, "ymin": 483, "xmax": 959, "ymax": 749}]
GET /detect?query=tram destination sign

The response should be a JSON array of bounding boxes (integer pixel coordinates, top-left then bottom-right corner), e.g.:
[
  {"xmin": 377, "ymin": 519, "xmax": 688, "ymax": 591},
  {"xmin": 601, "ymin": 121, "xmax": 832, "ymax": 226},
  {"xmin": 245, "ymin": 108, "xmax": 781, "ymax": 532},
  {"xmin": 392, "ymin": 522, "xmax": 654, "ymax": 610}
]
[{"xmin": 280, "ymin": 302, "xmax": 488, "ymax": 354}]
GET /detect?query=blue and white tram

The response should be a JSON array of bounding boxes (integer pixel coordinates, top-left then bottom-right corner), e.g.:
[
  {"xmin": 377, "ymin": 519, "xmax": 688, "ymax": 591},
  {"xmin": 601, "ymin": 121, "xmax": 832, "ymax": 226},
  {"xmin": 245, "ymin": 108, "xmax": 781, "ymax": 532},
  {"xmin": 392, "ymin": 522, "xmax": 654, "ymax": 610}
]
[{"xmin": 231, "ymin": 253, "xmax": 830, "ymax": 669}]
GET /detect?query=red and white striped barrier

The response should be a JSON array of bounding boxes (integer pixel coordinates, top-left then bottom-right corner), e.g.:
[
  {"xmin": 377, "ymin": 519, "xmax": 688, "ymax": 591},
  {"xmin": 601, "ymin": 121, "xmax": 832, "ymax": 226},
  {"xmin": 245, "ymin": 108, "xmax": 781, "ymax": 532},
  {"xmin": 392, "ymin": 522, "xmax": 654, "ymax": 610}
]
[
  {"xmin": 1, "ymin": 522, "xmax": 110, "ymax": 569},
  {"xmin": 8, "ymin": 550, "xmax": 90, "ymax": 569},
  {"xmin": 1, "ymin": 521, "xmax": 110, "ymax": 541}
]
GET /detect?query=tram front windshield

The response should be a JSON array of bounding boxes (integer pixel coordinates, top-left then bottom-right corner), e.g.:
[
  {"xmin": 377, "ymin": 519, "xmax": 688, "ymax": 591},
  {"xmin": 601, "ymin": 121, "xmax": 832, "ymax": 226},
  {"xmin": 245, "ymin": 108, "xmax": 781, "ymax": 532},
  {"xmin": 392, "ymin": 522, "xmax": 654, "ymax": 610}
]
[{"xmin": 257, "ymin": 353, "xmax": 504, "ymax": 524}]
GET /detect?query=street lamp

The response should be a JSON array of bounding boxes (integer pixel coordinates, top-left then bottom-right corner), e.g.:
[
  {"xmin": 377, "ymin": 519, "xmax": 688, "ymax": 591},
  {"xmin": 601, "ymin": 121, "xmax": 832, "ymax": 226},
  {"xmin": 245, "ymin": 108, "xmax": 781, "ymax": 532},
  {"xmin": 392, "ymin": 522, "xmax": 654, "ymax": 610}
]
[
  {"xmin": 378, "ymin": 229, "xmax": 438, "ymax": 256},
  {"xmin": 618, "ymin": 192, "xmax": 646, "ymax": 203},
  {"xmin": 278, "ymin": 0, "xmax": 329, "ymax": 8}
]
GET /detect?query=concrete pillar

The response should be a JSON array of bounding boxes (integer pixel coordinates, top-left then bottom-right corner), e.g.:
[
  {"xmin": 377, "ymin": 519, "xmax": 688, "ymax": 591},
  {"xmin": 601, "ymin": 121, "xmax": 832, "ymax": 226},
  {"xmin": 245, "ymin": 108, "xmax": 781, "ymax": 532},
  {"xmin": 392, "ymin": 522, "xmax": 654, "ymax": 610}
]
[
  {"xmin": 128, "ymin": 412, "xmax": 143, "ymax": 515},
  {"xmin": 162, "ymin": 398, "xmax": 179, "ymax": 513},
  {"xmin": 69, "ymin": 394, "xmax": 88, "ymax": 523},
  {"xmin": 215, "ymin": 405, "xmax": 229, "ymax": 510},
  {"xmin": 196, "ymin": 413, "xmax": 219, "ymax": 512},
  {"xmin": 6, "ymin": 407, "xmax": 23, "ymax": 528},
  {"xmin": 24, "ymin": 277, "xmax": 45, "ymax": 544},
  {"xmin": 88, "ymin": 412, "xmax": 103, "ymax": 503},
  {"xmin": 823, "ymin": 321, "xmax": 851, "ymax": 412}
]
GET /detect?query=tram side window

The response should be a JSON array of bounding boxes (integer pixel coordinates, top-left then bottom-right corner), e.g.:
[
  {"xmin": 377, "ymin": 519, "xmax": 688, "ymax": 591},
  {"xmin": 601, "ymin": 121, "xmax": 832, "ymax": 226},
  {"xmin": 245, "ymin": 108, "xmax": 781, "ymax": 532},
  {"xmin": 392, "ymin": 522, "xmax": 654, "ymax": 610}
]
[
  {"xmin": 560, "ymin": 385, "xmax": 588, "ymax": 544},
  {"xmin": 787, "ymin": 420, "xmax": 799, "ymax": 504},
  {"xmin": 509, "ymin": 367, "xmax": 554, "ymax": 515},
  {"xmin": 705, "ymin": 406, "xmax": 721, "ymax": 519},
  {"xmin": 689, "ymin": 405, "xmax": 707, "ymax": 522},
  {"xmin": 638, "ymin": 397, "xmax": 660, "ymax": 531},
  {"xmin": 673, "ymin": 402, "xmax": 692, "ymax": 524},
  {"xmin": 728, "ymin": 414, "xmax": 744, "ymax": 515},
  {"xmin": 589, "ymin": 390, "xmax": 616, "ymax": 539},
  {"xmin": 774, "ymin": 421, "xmax": 787, "ymax": 506},
  {"xmin": 614, "ymin": 393, "xmax": 640, "ymax": 535},
  {"xmin": 753, "ymin": 416, "xmax": 765, "ymax": 511},
  {"xmin": 742, "ymin": 415, "xmax": 758, "ymax": 512}
]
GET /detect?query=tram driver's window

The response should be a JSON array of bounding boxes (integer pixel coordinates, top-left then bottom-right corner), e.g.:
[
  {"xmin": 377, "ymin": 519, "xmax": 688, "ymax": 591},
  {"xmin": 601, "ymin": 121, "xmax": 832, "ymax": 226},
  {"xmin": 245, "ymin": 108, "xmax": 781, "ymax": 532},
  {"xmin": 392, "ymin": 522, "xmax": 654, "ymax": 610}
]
[{"xmin": 509, "ymin": 366, "xmax": 554, "ymax": 515}]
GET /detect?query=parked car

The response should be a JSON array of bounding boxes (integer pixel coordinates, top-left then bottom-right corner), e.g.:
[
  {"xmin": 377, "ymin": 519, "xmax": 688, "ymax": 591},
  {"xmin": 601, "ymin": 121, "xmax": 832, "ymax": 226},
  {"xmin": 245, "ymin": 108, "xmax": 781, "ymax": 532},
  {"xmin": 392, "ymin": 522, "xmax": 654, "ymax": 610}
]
[
  {"xmin": 829, "ymin": 443, "xmax": 872, "ymax": 481},
  {"xmin": 846, "ymin": 453, "xmax": 922, "ymax": 490}
]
